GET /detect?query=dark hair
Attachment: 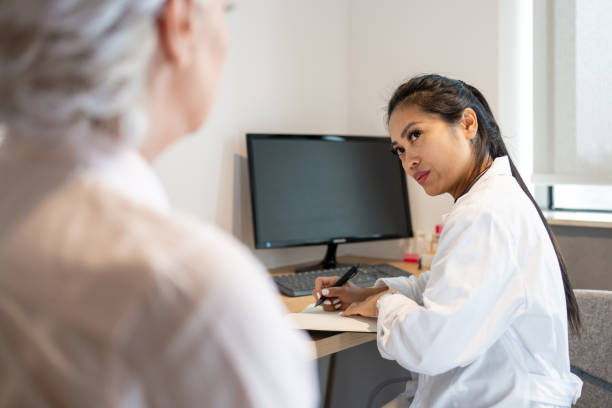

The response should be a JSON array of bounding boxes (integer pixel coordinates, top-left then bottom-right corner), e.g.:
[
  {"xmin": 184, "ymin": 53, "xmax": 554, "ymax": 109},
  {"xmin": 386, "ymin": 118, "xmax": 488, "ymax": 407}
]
[{"xmin": 387, "ymin": 74, "xmax": 580, "ymax": 333}]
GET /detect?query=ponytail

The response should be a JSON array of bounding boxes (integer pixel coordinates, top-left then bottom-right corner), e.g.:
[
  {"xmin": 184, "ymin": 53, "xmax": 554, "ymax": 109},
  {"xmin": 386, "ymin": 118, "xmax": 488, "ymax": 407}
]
[{"xmin": 507, "ymin": 157, "xmax": 581, "ymax": 333}]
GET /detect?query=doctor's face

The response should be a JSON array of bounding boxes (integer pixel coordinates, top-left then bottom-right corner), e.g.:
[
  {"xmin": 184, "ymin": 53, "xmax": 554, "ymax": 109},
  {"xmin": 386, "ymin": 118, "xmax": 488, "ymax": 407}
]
[{"xmin": 388, "ymin": 104, "xmax": 476, "ymax": 199}]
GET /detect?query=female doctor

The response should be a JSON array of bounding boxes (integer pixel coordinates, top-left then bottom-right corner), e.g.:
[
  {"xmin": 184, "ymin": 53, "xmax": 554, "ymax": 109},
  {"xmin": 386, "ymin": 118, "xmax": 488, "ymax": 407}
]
[{"xmin": 314, "ymin": 74, "xmax": 583, "ymax": 408}]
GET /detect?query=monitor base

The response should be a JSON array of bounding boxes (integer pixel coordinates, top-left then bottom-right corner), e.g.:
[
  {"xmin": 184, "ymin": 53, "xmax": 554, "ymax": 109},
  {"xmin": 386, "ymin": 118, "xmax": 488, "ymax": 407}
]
[{"xmin": 294, "ymin": 243, "xmax": 351, "ymax": 273}]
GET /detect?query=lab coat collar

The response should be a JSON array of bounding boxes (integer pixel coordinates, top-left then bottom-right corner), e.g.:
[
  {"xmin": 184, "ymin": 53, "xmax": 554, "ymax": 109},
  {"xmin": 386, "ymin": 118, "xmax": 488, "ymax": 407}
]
[
  {"xmin": 452, "ymin": 155, "xmax": 511, "ymax": 208},
  {"xmin": 86, "ymin": 149, "xmax": 171, "ymax": 213},
  {"xmin": 471, "ymin": 155, "xmax": 512, "ymax": 187},
  {"xmin": 487, "ymin": 155, "xmax": 512, "ymax": 176}
]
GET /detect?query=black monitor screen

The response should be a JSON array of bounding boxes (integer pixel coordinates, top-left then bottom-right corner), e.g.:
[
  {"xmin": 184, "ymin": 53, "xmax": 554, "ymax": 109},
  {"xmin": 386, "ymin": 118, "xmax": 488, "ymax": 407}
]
[{"xmin": 247, "ymin": 134, "xmax": 412, "ymax": 249}]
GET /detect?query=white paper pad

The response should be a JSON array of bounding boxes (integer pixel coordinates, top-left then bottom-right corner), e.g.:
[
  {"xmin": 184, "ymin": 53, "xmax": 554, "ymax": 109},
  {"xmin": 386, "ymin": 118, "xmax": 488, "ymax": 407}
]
[{"xmin": 286, "ymin": 304, "xmax": 377, "ymax": 332}]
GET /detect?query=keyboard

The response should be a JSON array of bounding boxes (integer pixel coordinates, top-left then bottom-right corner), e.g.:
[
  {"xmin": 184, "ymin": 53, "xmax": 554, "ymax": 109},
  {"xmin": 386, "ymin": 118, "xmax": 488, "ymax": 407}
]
[{"xmin": 272, "ymin": 263, "xmax": 412, "ymax": 297}]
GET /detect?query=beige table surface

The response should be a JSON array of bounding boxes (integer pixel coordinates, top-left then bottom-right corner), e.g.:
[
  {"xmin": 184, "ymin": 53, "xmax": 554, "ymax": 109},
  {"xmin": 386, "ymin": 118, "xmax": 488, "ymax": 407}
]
[{"xmin": 272, "ymin": 255, "xmax": 421, "ymax": 359}]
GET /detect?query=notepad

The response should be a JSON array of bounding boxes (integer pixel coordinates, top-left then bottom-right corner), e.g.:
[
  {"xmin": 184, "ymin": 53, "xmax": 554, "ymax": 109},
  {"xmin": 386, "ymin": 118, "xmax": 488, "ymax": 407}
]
[{"xmin": 286, "ymin": 304, "xmax": 377, "ymax": 332}]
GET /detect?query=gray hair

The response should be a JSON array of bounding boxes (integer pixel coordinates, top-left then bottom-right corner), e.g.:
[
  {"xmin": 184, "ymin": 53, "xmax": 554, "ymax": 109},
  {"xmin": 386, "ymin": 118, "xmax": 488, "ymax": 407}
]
[{"xmin": 0, "ymin": 0, "xmax": 165, "ymax": 151}]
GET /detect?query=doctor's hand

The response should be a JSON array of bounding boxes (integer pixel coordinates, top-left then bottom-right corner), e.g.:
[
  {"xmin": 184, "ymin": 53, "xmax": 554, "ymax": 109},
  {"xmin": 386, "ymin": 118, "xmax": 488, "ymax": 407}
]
[
  {"xmin": 313, "ymin": 276, "xmax": 365, "ymax": 311},
  {"xmin": 341, "ymin": 290, "xmax": 398, "ymax": 318},
  {"xmin": 313, "ymin": 277, "xmax": 387, "ymax": 312}
]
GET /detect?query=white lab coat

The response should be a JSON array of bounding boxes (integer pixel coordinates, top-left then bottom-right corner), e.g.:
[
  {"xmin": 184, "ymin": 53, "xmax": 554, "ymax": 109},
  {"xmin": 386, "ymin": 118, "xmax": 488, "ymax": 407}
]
[
  {"xmin": 0, "ymin": 140, "xmax": 319, "ymax": 408},
  {"xmin": 376, "ymin": 156, "xmax": 582, "ymax": 408}
]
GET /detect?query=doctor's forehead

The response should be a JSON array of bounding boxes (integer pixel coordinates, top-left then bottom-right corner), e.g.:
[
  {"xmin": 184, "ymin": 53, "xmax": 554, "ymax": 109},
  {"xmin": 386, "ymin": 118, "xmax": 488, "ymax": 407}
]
[
  {"xmin": 390, "ymin": 104, "xmax": 427, "ymax": 128},
  {"xmin": 389, "ymin": 105, "xmax": 440, "ymax": 139},
  {"xmin": 389, "ymin": 112, "xmax": 422, "ymax": 141}
]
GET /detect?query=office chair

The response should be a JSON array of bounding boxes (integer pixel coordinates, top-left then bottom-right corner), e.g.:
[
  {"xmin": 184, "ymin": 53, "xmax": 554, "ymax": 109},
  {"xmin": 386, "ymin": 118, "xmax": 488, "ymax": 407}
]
[{"xmin": 569, "ymin": 289, "xmax": 612, "ymax": 407}]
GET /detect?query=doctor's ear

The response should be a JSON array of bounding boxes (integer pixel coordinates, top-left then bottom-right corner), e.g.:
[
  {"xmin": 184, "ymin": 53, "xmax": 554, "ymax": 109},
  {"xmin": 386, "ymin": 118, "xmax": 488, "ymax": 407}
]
[{"xmin": 459, "ymin": 108, "xmax": 478, "ymax": 141}]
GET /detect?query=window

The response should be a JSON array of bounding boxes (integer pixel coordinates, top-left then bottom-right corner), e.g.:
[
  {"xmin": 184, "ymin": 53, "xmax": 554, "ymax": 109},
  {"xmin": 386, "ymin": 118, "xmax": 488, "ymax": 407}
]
[
  {"xmin": 551, "ymin": 185, "xmax": 612, "ymax": 212},
  {"xmin": 533, "ymin": 0, "xmax": 612, "ymax": 212}
]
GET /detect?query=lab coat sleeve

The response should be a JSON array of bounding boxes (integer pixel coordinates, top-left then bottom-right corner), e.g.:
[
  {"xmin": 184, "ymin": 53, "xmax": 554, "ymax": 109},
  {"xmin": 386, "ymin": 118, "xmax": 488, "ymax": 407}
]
[
  {"xmin": 376, "ymin": 272, "xmax": 430, "ymax": 305},
  {"xmin": 376, "ymin": 206, "xmax": 527, "ymax": 376}
]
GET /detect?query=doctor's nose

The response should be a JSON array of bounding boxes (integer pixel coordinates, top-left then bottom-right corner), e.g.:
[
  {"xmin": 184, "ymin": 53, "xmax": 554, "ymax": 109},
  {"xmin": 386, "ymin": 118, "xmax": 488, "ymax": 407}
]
[{"xmin": 402, "ymin": 154, "xmax": 420, "ymax": 172}]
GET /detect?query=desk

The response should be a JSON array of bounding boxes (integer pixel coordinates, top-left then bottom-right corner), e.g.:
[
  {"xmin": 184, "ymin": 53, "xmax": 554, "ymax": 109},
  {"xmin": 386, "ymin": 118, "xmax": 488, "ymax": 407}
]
[{"xmin": 272, "ymin": 255, "xmax": 420, "ymax": 359}]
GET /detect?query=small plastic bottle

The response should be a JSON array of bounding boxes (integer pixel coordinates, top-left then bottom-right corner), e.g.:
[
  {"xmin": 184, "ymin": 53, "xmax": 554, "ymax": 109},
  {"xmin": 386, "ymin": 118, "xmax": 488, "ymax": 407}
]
[
  {"xmin": 429, "ymin": 224, "xmax": 442, "ymax": 253},
  {"xmin": 415, "ymin": 231, "xmax": 427, "ymax": 255},
  {"xmin": 403, "ymin": 237, "xmax": 419, "ymax": 264}
]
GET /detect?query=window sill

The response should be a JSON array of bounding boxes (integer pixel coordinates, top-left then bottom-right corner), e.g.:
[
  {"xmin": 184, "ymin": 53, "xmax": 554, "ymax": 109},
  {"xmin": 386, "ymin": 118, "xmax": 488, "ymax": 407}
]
[{"xmin": 543, "ymin": 210, "xmax": 612, "ymax": 229}]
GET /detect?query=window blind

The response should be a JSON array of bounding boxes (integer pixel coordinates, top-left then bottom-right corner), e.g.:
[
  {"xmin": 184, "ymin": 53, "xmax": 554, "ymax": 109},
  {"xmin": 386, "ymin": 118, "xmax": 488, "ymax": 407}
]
[{"xmin": 533, "ymin": 0, "xmax": 612, "ymax": 185}]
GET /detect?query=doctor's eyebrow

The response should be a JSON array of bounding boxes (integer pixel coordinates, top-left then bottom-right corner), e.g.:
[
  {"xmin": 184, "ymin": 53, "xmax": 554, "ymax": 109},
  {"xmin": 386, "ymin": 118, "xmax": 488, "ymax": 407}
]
[{"xmin": 400, "ymin": 121, "xmax": 422, "ymax": 139}]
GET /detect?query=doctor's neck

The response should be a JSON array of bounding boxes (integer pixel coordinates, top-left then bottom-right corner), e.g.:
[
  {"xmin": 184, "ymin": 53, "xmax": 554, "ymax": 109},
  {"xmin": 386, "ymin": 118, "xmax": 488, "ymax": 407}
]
[{"xmin": 453, "ymin": 155, "xmax": 493, "ymax": 201}]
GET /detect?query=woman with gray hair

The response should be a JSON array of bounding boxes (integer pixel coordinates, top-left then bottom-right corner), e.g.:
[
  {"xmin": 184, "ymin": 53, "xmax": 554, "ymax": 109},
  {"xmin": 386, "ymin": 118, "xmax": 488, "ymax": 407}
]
[{"xmin": 0, "ymin": 0, "xmax": 318, "ymax": 407}]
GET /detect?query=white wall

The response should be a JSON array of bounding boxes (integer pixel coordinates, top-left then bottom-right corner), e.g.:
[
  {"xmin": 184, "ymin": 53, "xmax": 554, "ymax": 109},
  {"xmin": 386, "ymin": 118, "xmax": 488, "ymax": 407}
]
[
  {"xmin": 498, "ymin": 0, "xmax": 533, "ymax": 186},
  {"xmin": 154, "ymin": 0, "xmax": 503, "ymax": 268},
  {"xmin": 155, "ymin": 0, "xmax": 351, "ymax": 268},
  {"xmin": 342, "ymin": 0, "xmax": 500, "ymax": 259}
]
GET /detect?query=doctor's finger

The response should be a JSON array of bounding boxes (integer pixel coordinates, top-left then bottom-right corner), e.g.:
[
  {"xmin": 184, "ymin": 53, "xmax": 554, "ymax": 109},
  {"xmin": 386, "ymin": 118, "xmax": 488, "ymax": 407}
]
[
  {"xmin": 312, "ymin": 276, "xmax": 338, "ymax": 301},
  {"xmin": 333, "ymin": 299, "xmax": 349, "ymax": 310},
  {"xmin": 313, "ymin": 276, "xmax": 340, "ymax": 295},
  {"xmin": 321, "ymin": 286, "xmax": 346, "ymax": 299},
  {"xmin": 321, "ymin": 300, "xmax": 337, "ymax": 312}
]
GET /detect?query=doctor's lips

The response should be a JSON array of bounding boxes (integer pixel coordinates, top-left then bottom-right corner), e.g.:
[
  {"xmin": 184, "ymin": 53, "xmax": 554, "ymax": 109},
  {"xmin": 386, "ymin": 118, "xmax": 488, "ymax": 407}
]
[{"xmin": 414, "ymin": 170, "xmax": 430, "ymax": 185}]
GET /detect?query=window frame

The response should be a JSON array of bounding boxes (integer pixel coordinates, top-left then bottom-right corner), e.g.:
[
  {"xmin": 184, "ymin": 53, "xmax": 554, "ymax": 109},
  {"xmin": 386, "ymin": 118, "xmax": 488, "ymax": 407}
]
[{"xmin": 547, "ymin": 185, "xmax": 612, "ymax": 214}]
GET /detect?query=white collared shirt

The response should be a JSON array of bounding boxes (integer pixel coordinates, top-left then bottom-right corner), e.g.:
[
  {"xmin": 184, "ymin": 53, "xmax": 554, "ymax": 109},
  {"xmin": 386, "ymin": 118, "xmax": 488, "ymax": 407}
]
[
  {"xmin": 376, "ymin": 156, "xmax": 582, "ymax": 408},
  {"xmin": 0, "ymin": 141, "xmax": 318, "ymax": 407}
]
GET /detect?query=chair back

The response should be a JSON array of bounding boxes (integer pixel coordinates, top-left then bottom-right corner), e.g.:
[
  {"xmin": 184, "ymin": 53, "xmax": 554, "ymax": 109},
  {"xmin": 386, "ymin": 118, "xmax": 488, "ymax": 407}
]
[{"xmin": 569, "ymin": 289, "xmax": 612, "ymax": 407}]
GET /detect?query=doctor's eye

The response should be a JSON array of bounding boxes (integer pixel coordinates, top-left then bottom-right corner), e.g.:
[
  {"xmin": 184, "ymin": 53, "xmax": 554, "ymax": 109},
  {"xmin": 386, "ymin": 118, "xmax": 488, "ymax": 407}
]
[
  {"xmin": 407, "ymin": 130, "xmax": 422, "ymax": 142},
  {"xmin": 390, "ymin": 146, "xmax": 405, "ymax": 157}
]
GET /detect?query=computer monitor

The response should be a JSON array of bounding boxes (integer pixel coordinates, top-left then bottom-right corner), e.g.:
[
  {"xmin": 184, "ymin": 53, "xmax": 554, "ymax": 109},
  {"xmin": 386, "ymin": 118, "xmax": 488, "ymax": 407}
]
[{"xmin": 246, "ymin": 133, "xmax": 413, "ymax": 272}]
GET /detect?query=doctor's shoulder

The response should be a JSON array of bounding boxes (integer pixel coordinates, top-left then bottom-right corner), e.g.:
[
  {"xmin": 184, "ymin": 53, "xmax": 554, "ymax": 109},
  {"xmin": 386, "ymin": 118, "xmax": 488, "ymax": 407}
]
[
  {"xmin": 441, "ymin": 187, "xmax": 525, "ymax": 262},
  {"xmin": 451, "ymin": 180, "xmax": 512, "ymax": 223},
  {"xmin": 446, "ymin": 177, "xmax": 555, "ymax": 275},
  {"xmin": 456, "ymin": 174, "xmax": 535, "ymax": 228}
]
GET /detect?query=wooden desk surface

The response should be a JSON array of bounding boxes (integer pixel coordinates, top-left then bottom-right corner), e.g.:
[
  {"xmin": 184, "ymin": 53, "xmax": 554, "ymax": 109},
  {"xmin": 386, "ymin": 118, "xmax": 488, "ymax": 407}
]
[{"xmin": 272, "ymin": 255, "xmax": 420, "ymax": 359}]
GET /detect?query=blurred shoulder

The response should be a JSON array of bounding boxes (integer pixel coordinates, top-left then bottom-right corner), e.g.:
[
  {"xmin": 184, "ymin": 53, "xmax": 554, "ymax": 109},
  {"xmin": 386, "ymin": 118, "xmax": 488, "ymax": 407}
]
[
  {"xmin": 90, "ymin": 180, "xmax": 273, "ymax": 297},
  {"xmin": 82, "ymin": 177, "xmax": 287, "ymax": 341},
  {"xmin": 14, "ymin": 174, "xmax": 274, "ymax": 305}
]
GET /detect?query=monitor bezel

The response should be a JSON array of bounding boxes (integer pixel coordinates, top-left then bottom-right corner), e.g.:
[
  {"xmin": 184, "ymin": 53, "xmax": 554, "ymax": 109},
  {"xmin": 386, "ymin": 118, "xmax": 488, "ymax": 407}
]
[{"xmin": 246, "ymin": 133, "xmax": 413, "ymax": 250}]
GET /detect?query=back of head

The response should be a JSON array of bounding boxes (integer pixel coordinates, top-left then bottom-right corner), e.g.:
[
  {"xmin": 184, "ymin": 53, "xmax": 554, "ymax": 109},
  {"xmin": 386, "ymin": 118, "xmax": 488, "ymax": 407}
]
[{"xmin": 0, "ymin": 0, "xmax": 164, "ymax": 152}]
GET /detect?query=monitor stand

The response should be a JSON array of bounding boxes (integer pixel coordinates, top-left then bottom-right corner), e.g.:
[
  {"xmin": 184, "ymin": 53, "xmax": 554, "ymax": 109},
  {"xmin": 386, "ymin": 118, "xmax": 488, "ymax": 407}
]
[{"xmin": 295, "ymin": 243, "xmax": 351, "ymax": 273}]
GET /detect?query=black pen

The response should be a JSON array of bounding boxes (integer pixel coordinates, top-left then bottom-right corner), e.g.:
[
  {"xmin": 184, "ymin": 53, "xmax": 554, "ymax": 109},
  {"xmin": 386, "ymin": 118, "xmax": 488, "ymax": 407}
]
[{"xmin": 315, "ymin": 264, "xmax": 360, "ymax": 307}]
